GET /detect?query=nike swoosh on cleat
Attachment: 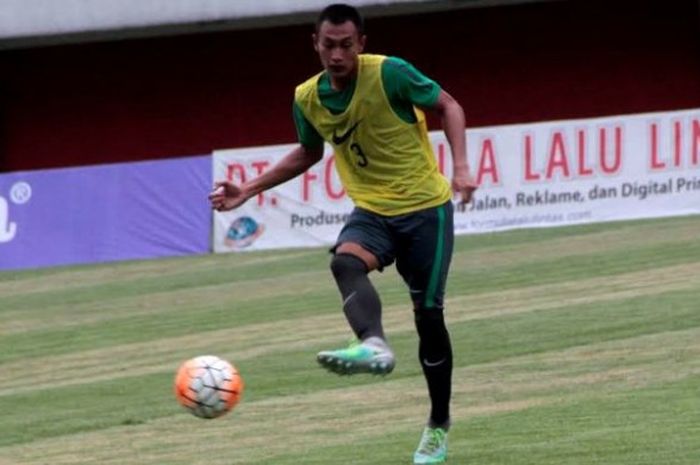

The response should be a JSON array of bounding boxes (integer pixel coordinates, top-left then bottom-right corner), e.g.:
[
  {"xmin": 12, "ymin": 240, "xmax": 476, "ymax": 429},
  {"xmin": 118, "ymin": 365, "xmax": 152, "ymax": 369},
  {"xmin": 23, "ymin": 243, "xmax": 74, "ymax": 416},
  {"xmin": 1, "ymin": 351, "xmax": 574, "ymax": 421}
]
[{"xmin": 332, "ymin": 120, "xmax": 361, "ymax": 145}]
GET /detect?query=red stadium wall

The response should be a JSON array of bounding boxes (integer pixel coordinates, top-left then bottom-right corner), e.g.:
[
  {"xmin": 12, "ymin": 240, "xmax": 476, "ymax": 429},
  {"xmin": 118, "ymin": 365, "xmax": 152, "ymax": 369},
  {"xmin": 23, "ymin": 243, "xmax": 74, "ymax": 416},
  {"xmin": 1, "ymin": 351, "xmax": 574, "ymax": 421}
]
[{"xmin": 1, "ymin": 0, "xmax": 699, "ymax": 172}]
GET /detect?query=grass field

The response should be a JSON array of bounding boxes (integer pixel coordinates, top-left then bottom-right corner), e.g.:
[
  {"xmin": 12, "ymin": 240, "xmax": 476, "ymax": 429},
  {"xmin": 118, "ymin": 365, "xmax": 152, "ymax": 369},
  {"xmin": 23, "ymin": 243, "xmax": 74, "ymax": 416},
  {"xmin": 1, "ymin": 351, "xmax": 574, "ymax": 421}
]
[{"xmin": 0, "ymin": 215, "xmax": 699, "ymax": 465}]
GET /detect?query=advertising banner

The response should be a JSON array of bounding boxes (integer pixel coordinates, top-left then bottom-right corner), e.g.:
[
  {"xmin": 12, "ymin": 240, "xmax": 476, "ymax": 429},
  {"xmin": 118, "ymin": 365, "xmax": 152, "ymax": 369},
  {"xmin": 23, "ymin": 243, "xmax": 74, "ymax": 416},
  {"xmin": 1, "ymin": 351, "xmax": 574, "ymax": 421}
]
[
  {"xmin": 213, "ymin": 108, "xmax": 700, "ymax": 254},
  {"xmin": 0, "ymin": 156, "xmax": 211, "ymax": 271}
]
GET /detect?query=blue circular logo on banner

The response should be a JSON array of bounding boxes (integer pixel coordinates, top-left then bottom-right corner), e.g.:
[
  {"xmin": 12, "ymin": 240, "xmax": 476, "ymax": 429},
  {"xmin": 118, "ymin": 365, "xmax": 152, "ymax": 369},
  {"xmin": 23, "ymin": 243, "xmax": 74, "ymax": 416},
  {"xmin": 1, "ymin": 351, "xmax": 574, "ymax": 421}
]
[{"xmin": 224, "ymin": 216, "xmax": 265, "ymax": 248}]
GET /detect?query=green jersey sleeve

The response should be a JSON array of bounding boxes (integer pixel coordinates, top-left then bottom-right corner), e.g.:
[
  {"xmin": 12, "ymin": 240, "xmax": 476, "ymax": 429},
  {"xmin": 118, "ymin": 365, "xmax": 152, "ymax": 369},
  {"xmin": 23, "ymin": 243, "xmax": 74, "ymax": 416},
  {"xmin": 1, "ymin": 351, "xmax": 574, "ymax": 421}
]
[
  {"xmin": 381, "ymin": 56, "xmax": 441, "ymax": 122},
  {"xmin": 293, "ymin": 101, "xmax": 324, "ymax": 149}
]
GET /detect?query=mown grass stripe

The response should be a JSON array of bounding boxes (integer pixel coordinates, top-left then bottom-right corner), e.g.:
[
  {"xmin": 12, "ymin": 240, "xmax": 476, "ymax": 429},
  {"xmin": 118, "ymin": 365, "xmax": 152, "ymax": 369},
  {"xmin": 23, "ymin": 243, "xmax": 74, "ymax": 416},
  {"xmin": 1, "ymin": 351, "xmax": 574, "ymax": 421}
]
[{"xmin": 2, "ymin": 239, "xmax": 696, "ymax": 364}]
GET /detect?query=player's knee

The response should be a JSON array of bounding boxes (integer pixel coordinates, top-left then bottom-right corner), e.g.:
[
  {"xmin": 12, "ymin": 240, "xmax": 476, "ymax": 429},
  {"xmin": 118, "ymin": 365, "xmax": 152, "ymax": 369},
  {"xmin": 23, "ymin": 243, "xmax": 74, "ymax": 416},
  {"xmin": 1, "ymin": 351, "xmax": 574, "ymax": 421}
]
[
  {"xmin": 414, "ymin": 307, "xmax": 450, "ymax": 344},
  {"xmin": 330, "ymin": 253, "xmax": 368, "ymax": 280},
  {"xmin": 414, "ymin": 306, "xmax": 451, "ymax": 353},
  {"xmin": 414, "ymin": 305, "xmax": 445, "ymax": 324},
  {"xmin": 414, "ymin": 305, "xmax": 447, "ymax": 334}
]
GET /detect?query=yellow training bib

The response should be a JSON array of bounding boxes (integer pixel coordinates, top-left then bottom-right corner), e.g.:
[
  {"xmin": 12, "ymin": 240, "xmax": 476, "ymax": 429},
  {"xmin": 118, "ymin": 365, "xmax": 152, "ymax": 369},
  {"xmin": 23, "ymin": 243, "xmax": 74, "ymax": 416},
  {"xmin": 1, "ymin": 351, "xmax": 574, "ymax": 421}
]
[{"xmin": 294, "ymin": 54, "xmax": 451, "ymax": 216}]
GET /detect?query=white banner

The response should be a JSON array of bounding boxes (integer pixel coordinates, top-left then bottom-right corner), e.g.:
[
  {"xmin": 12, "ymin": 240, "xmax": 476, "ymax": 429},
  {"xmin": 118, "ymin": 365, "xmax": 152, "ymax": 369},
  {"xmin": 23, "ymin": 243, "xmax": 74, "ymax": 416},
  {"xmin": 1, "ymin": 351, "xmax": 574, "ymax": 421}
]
[{"xmin": 212, "ymin": 108, "xmax": 700, "ymax": 253}]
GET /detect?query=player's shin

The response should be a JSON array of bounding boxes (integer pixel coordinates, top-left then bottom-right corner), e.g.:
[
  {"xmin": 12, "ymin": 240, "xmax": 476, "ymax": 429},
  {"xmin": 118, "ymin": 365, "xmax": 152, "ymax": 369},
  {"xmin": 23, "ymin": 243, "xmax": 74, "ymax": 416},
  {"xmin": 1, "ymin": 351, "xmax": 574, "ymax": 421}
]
[
  {"xmin": 330, "ymin": 253, "xmax": 384, "ymax": 341},
  {"xmin": 415, "ymin": 306, "xmax": 453, "ymax": 429}
]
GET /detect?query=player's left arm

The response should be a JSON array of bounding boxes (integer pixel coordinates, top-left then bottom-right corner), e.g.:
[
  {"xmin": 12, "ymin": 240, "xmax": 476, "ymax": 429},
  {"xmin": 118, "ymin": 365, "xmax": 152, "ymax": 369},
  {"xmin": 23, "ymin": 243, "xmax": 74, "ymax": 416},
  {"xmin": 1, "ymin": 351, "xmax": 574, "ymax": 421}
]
[
  {"xmin": 387, "ymin": 56, "xmax": 478, "ymax": 208},
  {"xmin": 429, "ymin": 90, "xmax": 478, "ymax": 208}
]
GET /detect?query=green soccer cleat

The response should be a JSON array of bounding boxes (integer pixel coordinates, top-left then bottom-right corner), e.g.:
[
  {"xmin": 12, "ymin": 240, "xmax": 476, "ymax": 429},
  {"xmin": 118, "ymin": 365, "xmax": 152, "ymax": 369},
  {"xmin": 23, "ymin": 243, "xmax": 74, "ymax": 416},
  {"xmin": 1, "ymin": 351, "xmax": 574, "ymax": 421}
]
[
  {"xmin": 316, "ymin": 336, "xmax": 395, "ymax": 375},
  {"xmin": 413, "ymin": 427, "xmax": 448, "ymax": 464}
]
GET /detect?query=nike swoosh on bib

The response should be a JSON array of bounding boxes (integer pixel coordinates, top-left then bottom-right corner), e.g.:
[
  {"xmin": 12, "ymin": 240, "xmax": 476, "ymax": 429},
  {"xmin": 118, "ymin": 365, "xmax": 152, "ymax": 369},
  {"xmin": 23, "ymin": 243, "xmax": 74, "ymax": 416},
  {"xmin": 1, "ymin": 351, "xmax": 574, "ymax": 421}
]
[{"xmin": 332, "ymin": 120, "xmax": 361, "ymax": 145}]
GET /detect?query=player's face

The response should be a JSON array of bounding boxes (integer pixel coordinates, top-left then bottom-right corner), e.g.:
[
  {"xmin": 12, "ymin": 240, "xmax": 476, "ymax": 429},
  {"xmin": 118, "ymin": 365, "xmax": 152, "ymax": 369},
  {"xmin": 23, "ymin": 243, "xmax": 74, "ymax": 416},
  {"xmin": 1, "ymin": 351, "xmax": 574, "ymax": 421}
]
[{"xmin": 313, "ymin": 20, "xmax": 366, "ymax": 82}]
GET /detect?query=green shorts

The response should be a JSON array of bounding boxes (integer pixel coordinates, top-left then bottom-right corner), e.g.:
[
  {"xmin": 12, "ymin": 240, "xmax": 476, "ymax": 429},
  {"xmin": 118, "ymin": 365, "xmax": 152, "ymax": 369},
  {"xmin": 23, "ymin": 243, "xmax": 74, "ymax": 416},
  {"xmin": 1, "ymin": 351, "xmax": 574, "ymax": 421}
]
[{"xmin": 333, "ymin": 201, "xmax": 454, "ymax": 310}]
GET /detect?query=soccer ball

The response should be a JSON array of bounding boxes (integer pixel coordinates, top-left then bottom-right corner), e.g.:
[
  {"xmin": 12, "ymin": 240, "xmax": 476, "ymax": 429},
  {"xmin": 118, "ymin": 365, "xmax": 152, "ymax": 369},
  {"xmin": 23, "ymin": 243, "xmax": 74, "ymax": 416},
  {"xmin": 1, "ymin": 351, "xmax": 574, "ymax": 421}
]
[{"xmin": 174, "ymin": 355, "xmax": 244, "ymax": 419}]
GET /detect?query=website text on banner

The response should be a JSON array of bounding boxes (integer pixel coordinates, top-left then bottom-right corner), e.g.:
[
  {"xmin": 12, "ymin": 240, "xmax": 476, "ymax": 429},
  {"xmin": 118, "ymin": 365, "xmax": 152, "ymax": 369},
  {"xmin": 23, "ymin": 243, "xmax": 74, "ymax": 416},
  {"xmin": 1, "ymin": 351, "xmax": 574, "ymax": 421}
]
[
  {"xmin": 212, "ymin": 108, "xmax": 700, "ymax": 253},
  {"xmin": 0, "ymin": 156, "xmax": 211, "ymax": 271}
]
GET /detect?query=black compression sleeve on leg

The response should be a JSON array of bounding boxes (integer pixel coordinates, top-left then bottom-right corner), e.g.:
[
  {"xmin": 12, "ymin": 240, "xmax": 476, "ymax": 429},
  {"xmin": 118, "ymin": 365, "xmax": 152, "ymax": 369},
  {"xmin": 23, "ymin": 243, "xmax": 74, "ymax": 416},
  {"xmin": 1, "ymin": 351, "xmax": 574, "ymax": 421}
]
[
  {"xmin": 415, "ymin": 307, "xmax": 453, "ymax": 429},
  {"xmin": 330, "ymin": 253, "xmax": 384, "ymax": 341}
]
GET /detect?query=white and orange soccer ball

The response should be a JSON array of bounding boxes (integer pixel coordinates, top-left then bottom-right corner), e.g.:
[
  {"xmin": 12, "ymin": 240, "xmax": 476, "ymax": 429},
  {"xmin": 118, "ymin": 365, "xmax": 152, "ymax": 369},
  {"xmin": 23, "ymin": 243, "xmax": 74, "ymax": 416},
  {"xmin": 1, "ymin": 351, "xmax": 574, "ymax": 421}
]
[{"xmin": 174, "ymin": 355, "xmax": 244, "ymax": 419}]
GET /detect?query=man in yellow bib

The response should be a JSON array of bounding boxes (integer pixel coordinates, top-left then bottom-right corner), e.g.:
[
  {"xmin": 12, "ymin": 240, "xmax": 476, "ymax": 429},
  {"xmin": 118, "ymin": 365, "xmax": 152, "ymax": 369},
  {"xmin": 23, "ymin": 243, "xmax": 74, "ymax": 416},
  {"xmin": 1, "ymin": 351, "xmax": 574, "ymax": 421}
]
[{"xmin": 210, "ymin": 4, "xmax": 477, "ymax": 464}]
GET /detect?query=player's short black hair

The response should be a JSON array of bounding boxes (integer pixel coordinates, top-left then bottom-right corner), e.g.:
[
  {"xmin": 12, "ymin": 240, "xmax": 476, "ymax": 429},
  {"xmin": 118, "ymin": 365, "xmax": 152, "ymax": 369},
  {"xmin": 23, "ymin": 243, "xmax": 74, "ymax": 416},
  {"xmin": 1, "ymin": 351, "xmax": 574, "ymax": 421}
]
[{"xmin": 316, "ymin": 4, "xmax": 365, "ymax": 34}]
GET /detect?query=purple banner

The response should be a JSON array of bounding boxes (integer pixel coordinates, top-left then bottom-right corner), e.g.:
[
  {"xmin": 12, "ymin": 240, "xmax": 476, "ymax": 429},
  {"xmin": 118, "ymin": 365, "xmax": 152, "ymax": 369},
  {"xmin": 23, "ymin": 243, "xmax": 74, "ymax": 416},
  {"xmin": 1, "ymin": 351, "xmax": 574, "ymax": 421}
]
[{"xmin": 0, "ymin": 156, "xmax": 211, "ymax": 271}]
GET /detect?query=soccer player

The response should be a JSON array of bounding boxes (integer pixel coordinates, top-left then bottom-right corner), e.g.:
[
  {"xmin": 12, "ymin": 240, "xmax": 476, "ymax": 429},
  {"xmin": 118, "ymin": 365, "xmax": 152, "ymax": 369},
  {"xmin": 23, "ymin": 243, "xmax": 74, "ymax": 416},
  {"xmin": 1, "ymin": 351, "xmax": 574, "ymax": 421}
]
[{"xmin": 209, "ymin": 4, "xmax": 477, "ymax": 464}]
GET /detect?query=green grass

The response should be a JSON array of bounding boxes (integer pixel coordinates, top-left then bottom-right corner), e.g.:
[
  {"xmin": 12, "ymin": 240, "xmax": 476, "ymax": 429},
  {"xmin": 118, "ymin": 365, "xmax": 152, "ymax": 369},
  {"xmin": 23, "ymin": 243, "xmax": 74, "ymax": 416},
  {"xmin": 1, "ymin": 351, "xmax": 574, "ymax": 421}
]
[{"xmin": 0, "ymin": 215, "xmax": 699, "ymax": 464}]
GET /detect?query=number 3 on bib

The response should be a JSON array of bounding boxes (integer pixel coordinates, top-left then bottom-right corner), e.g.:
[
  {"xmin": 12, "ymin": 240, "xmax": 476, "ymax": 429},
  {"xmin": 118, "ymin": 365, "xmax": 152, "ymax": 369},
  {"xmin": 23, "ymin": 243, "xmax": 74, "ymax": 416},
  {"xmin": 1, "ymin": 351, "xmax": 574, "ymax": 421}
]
[{"xmin": 350, "ymin": 142, "xmax": 369, "ymax": 167}]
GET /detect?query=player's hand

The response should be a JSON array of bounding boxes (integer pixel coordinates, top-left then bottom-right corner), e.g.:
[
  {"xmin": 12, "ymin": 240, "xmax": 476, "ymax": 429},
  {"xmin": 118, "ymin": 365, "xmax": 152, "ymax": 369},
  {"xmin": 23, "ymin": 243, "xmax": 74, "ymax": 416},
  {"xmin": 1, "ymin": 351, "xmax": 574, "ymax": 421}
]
[
  {"xmin": 452, "ymin": 166, "xmax": 478, "ymax": 212},
  {"xmin": 208, "ymin": 181, "xmax": 250, "ymax": 211}
]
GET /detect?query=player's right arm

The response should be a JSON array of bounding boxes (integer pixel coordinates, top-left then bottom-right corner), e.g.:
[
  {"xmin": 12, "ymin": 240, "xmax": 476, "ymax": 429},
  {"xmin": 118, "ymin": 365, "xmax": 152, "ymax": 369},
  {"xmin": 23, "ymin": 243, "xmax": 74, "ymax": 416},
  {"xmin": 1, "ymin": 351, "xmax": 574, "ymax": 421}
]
[
  {"xmin": 209, "ymin": 101, "xmax": 325, "ymax": 212},
  {"xmin": 209, "ymin": 144, "xmax": 323, "ymax": 211}
]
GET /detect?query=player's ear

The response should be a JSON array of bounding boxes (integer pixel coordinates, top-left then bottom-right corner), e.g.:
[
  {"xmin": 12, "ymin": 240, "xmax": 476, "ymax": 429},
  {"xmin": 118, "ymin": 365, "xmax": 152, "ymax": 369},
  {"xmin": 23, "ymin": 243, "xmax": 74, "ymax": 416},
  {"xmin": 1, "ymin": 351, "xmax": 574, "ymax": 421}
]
[
  {"xmin": 312, "ymin": 33, "xmax": 319, "ymax": 52},
  {"xmin": 358, "ymin": 34, "xmax": 367, "ymax": 52}
]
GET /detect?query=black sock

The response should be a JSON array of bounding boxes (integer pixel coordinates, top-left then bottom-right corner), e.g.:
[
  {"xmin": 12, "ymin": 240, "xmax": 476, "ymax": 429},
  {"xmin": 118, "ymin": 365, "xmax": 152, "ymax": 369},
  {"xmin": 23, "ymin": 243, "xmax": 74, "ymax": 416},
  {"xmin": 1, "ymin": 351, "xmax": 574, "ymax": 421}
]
[
  {"xmin": 330, "ymin": 253, "xmax": 384, "ymax": 341},
  {"xmin": 415, "ymin": 307, "xmax": 452, "ymax": 428}
]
